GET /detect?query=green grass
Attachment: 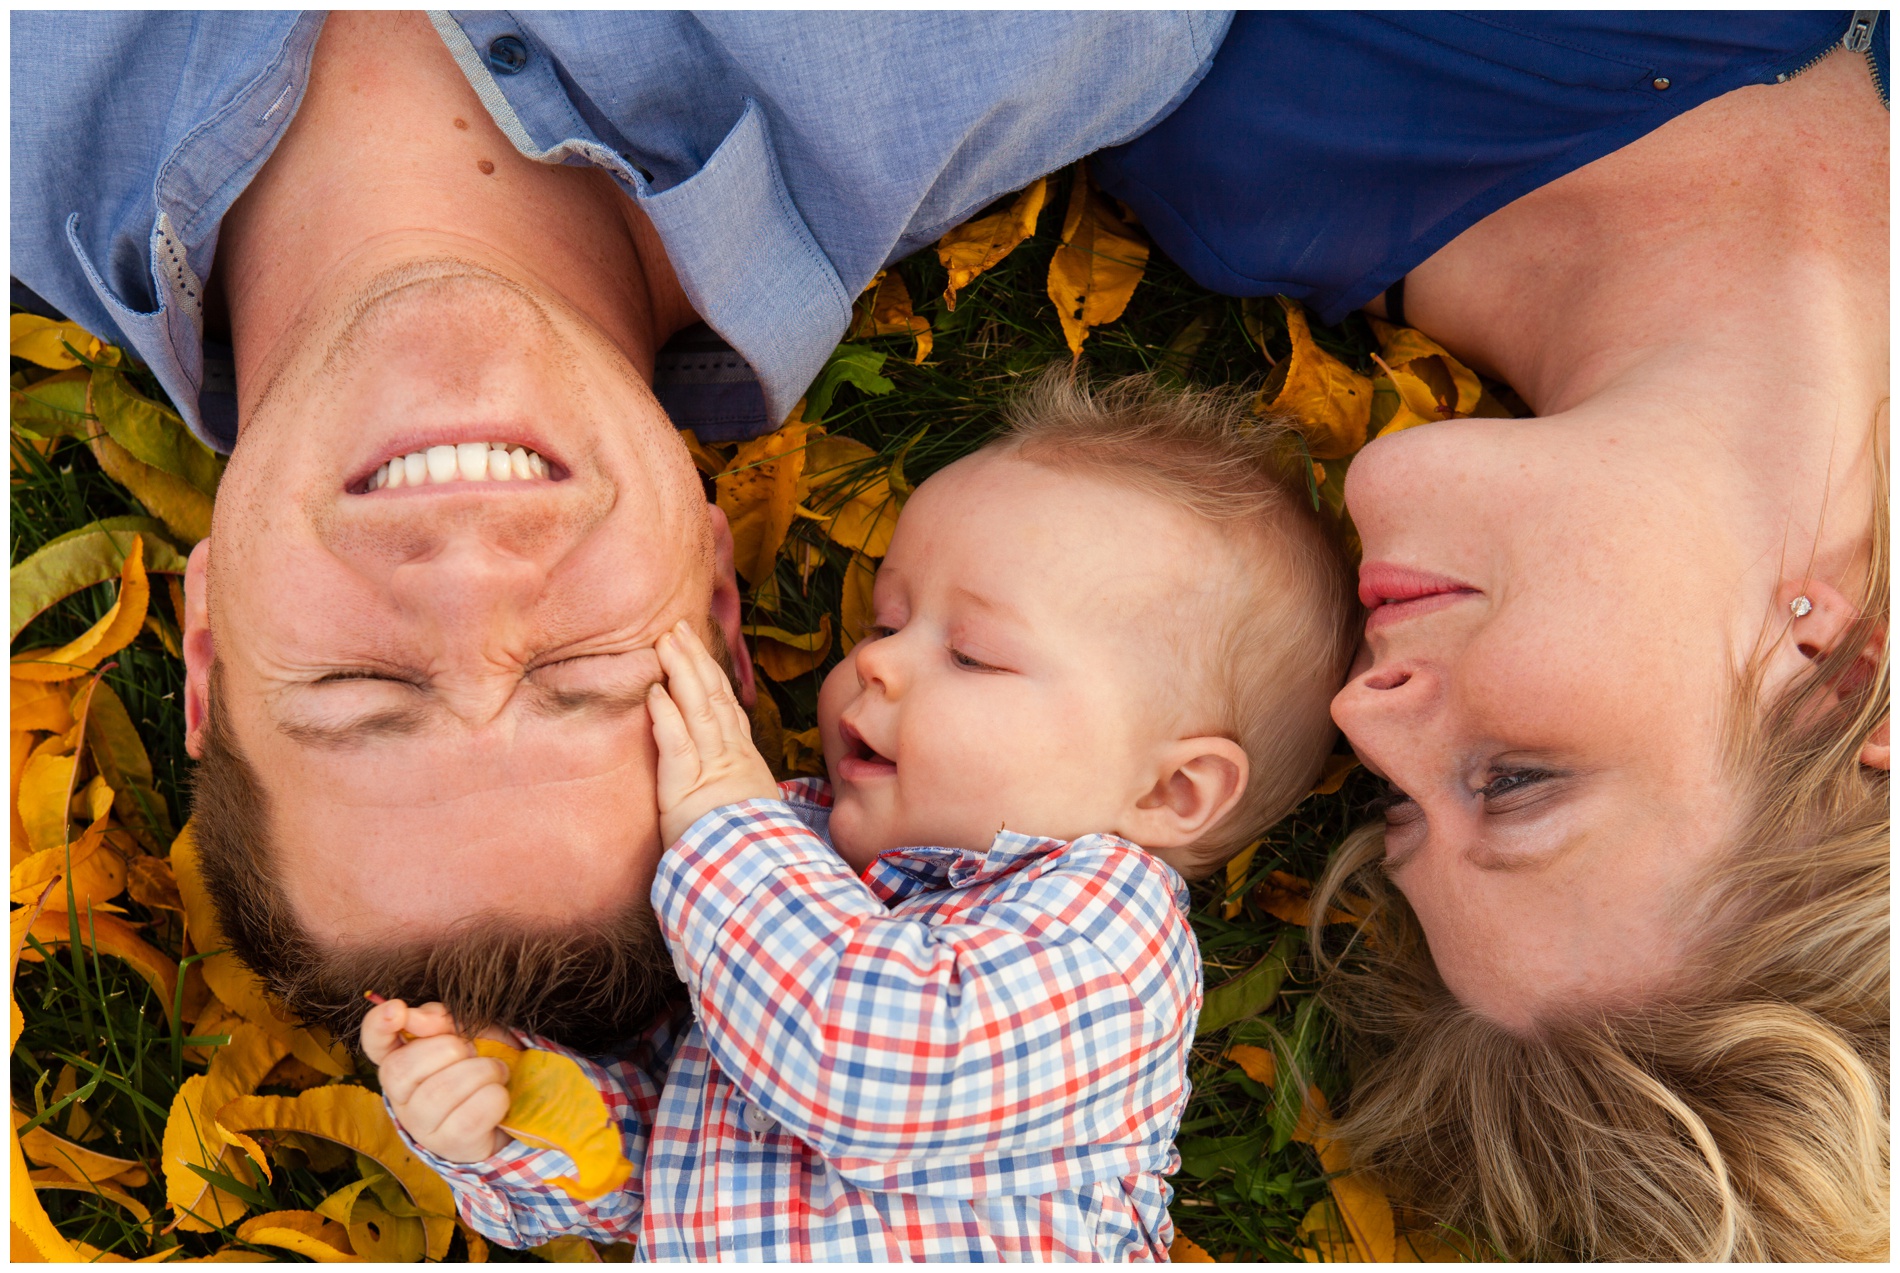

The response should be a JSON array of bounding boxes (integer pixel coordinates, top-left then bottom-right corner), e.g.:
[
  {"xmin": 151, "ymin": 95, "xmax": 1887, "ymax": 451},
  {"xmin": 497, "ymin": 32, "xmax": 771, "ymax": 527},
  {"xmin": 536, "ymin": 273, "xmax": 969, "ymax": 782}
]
[{"xmin": 12, "ymin": 167, "xmax": 1393, "ymax": 1261}]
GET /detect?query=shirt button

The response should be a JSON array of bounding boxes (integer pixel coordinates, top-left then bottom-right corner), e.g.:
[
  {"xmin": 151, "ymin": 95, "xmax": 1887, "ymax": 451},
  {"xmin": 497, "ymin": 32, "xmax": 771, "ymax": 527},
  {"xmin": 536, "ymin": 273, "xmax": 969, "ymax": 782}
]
[
  {"xmin": 1652, "ymin": 77, "xmax": 1671, "ymax": 91},
  {"xmin": 486, "ymin": 35, "xmax": 529, "ymax": 75},
  {"xmin": 740, "ymin": 1102, "xmax": 776, "ymax": 1136}
]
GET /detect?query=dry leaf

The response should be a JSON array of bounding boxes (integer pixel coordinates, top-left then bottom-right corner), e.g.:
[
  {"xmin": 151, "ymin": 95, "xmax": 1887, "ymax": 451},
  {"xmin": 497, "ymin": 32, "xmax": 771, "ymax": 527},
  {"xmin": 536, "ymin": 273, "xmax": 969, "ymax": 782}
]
[
  {"xmin": 1257, "ymin": 299, "xmax": 1373, "ymax": 460},
  {"xmin": 17, "ymin": 750, "xmax": 79, "ymax": 856},
  {"xmin": 127, "ymin": 855, "xmax": 186, "ymax": 915},
  {"xmin": 937, "ymin": 176, "xmax": 1048, "ymax": 309},
  {"xmin": 838, "ymin": 551, "xmax": 878, "ymax": 653},
  {"xmin": 84, "ymin": 433, "xmax": 214, "ymax": 546},
  {"xmin": 17, "ymin": 907, "xmax": 178, "ymax": 1017},
  {"xmin": 1046, "ymin": 161, "xmax": 1149, "ymax": 357},
  {"xmin": 1251, "ymin": 870, "xmax": 1370, "ymax": 931},
  {"xmin": 236, "ymin": 1210, "xmax": 361, "ymax": 1262},
  {"xmin": 804, "ymin": 436, "xmax": 901, "ymax": 559},
  {"xmin": 215, "ymin": 1087, "xmax": 456, "ymax": 1259},
  {"xmin": 1310, "ymin": 753, "xmax": 1359, "ymax": 797},
  {"xmin": 782, "ymin": 727, "xmax": 825, "ymax": 778},
  {"xmin": 10, "ymin": 534, "xmax": 149, "ymax": 682},
  {"xmin": 27, "ymin": 1173, "xmax": 152, "ymax": 1225},
  {"xmin": 677, "ymin": 429, "xmax": 731, "ymax": 480},
  {"xmin": 849, "ymin": 271, "xmax": 933, "ymax": 364},
  {"xmin": 1221, "ymin": 840, "xmax": 1262, "ymax": 920},
  {"xmin": 472, "ymin": 1039, "xmax": 634, "ymax": 1201},
  {"xmin": 715, "ymin": 419, "xmax": 822, "ymax": 584},
  {"xmin": 9, "ymin": 816, "xmax": 127, "ymax": 909},
  {"xmin": 16, "ymin": 1108, "xmax": 148, "ymax": 1188},
  {"xmin": 741, "ymin": 617, "xmax": 834, "ymax": 682},
  {"xmin": 10, "ymin": 315, "xmax": 120, "ymax": 370},
  {"xmin": 162, "ymin": 1076, "xmax": 254, "ymax": 1232},
  {"xmin": 1170, "ymin": 1233, "xmax": 1217, "ymax": 1262}
]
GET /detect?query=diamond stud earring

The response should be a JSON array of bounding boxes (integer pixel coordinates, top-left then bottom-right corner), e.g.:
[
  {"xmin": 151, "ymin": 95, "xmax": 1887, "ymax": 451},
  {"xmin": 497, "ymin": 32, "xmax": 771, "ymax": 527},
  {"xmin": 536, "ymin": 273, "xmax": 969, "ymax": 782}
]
[{"xmin": 1790, "ymin": 595, "xmax": 1814, "ymax": 618}]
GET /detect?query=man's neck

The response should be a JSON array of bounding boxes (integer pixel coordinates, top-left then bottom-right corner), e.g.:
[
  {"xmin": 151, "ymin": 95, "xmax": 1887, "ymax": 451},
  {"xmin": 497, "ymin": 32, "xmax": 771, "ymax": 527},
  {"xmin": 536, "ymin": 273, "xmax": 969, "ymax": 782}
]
[{"xmin": 214, "ymin": 11, "xmax": 693, "ymax": 423}]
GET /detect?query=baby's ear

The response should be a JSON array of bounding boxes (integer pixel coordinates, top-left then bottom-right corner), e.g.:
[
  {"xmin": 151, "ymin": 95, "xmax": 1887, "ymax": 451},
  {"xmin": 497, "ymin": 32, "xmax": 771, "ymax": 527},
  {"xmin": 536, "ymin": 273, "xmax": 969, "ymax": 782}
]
[{"xmin": 1125, "ymin": 737, "xmax": 1249, "ymax": 851}]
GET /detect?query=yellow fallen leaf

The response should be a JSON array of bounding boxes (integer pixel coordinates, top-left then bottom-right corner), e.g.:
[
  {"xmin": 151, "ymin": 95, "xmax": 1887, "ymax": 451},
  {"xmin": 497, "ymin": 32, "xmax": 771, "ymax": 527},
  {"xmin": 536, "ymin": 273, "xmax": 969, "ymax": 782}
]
[
  {"xmin": 783, "ymin": 727, "xmax": 825, "ymax": 778},
  {"xmin": 236, "ymin": 1210, "xmax": 360, "ymax": 1263},
  {"xmin": 10, "ymin": 816, "xmax": 127, "ymax": 909},
  {"xmin": 215, "ymin": 1087, "xmax": 456, "ymax": 1260},
  {"xmin": 715, "ymin": 420, "xmax": 822, "ymax": 584},
  {"xmin": 741, "ymin": 617, "xmax": 834, "ymax": 682},
  {"xmin": 532, "ymin": 1235, "xmax": 607, "ymax": 1262},
  {"xmin": 11, "ymin": 1120, "xmax": 84, "ymax": 1261},
  {"xmin": 343, "ymin": 1194, "xmax": 426, "ymax": 1262},
  {"xmin": 30, "ymin": 1174, "xmax": 152, "ymax": 1225},
  {"xmin": 1222, "ymin": 840, "xmax": 1262, "ymax": 920},
  {"xmin": 471, "ymin": 1040, "xmax": 634, "ymax": 1202},
  {"xmin": 677, "ymin": 429, "xmax": 731, "ymax": 480},
  {"xmin": 18, "ymin": 907, "xmax": 178, "ymax": 1018},
  {"xmin": 10, "ymin": 315, "xmax": 120, "ymax": 370},
  {"xmin": 15, "ymin": 1108, "xmax": 149, "ymax": 1189},
  {"xmin": 849, "ymin": 270, "xmax": 933, "ymax": 364},
  {"xmin": 1368, "ymin": 318, "xmax": 1483, "ymax": 417},
  {"xmin": 12, "ymin": 680, "xmax": 75, "ymax": 735},
  {"xmin": 17, "ymin": 749, "xmax": 79, "ymax": 855},
  {"xmin": 460, "ymin": 1222, "xmax": 491, "ymax": 1262},
  {"xmin": 838, "ymin": 551, "xmax": 878, "ymax": 653},
  {"xmin": 1046, "ymin": 161, "xmax": 1149, "ymax": 357},
  {"xmin": 162, "ymin": 1076, "xmax": 254, "ymax": 1232},
  {"xmin": 1258, "ymin": 299, "xmax": 1373, "ymax": 460},
  {"xmin": 85, "ymin": 433, "xmax": 214, "ymax": 545},
  {"xmin": 937, "ymin": 176, "xmax": 1048, "ymax": 309},
  {"xmin": 1170, "ymin": 1233, "xmax": 1217, "ymax": 1262},
  {"xmin": 804, "ymin": 436, "xmax": 902, "ymax": 559},
  {"xmin": 127, "ymin": 854, "xmax": 186, "ymax": 916},
  {"xmin": 1252, "ymin": 870, "xmax": 1371, "ymax": 931},
  {"xmin": 11, "ymin": 731, "xmax": 35, "ymax": 865},
  {"xmin": 10, "ymin": 535, "xmax": 149, "ymax": 682},
  {"xmin": 1309, "ymin": 753, "xmax": 1359, "ymax": 797}
]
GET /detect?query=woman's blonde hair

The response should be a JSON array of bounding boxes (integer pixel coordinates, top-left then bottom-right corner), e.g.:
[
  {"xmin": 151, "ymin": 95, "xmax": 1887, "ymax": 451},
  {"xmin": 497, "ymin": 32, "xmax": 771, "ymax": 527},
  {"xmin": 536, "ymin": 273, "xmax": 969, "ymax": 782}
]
[{"xmin": 1309, "ymin": 431, "xmax": 1890, "ymax": 1260}]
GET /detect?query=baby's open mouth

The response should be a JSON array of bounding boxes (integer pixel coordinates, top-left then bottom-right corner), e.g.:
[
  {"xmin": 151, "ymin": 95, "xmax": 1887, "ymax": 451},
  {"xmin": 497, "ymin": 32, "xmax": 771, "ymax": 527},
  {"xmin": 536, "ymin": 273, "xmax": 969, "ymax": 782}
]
[{"xmin": 838, "ymin": 721, "xmax": 897, "ymax": 777}]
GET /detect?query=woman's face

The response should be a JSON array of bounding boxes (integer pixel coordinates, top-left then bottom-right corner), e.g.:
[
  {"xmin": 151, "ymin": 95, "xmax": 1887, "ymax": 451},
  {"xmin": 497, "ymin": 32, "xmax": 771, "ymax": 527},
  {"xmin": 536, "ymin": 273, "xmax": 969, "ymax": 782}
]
[{"xmin": 1332, "ymin": 411, "xmax": 1762, "ymax": 1031}]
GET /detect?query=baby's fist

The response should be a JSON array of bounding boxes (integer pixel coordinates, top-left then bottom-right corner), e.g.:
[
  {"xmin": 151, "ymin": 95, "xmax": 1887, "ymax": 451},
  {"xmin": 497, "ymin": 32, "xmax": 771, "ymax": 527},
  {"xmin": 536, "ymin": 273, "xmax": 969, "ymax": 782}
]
[{"xmin": 361, "ymin": 999, "xmax": 511, "ymax": 1164}]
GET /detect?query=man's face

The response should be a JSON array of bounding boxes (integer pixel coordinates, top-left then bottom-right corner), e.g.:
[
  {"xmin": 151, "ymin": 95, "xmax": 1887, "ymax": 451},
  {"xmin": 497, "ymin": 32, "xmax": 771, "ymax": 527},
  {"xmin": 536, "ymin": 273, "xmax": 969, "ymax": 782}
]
[{"xmin": 184, "ymin": 263, "xmax": 741, "ymax": 945}]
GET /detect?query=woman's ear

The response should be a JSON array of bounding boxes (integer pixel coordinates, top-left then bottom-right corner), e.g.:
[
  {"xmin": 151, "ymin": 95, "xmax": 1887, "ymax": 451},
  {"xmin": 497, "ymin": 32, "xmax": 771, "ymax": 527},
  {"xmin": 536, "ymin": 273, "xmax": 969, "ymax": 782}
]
[
  {"xmin": 1125, "ymin": 737, "xmax": 1250, "ymax": 850},
  {"xmin": 1769, "ymin": 578, "xmax": 1886, "ymax": 723},
  {"xmin": 1860, "ymin": 718, "xmax": 1889, "ymax": 770},
  {"xmin": 181, "ymin": 538, "xmax": 215, "ymax": 759}
]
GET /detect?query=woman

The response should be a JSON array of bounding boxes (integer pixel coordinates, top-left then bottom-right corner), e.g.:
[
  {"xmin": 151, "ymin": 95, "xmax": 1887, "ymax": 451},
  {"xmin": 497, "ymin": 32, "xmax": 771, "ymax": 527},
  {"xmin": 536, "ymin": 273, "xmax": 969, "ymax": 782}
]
[{"xmin": 1099, "ymin": 13, "xmax": 1889, "ymax": 1260}]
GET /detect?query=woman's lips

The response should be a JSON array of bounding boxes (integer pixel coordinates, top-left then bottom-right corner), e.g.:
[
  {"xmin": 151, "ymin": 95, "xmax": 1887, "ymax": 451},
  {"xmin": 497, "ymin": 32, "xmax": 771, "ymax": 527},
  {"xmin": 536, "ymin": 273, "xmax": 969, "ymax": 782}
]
[
  {"xmin": 1359, "ymin": 562, "xmax": 1480, "ymax": 633},
  {"xmin": 835, "ymin": 720, "xmax": 896, "ymax": 782}
]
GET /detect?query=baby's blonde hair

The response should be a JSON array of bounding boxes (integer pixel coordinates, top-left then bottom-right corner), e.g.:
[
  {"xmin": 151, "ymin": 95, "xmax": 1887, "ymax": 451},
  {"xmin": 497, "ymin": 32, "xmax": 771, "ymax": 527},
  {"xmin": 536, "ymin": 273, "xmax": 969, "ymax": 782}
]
[{"xmin": 989, "ymin": 371, "xmax": 1357, "ymax": 877}]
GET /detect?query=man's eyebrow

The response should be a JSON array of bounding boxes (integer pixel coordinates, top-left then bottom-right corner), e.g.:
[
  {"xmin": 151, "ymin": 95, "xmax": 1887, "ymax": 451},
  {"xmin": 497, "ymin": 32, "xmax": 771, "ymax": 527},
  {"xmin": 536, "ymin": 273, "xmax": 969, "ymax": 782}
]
[{"xmin": 278, "ymin": 705, "xmax": 432, "ymax": 748}]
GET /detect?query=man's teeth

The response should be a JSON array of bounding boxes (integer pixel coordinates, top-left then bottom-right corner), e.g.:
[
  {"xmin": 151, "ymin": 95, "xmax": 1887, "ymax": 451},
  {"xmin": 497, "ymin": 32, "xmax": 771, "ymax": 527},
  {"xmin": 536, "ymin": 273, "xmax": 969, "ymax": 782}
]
[{"xmin": 367, "ymin": 443, "xmax": 551, "ymax": 490}]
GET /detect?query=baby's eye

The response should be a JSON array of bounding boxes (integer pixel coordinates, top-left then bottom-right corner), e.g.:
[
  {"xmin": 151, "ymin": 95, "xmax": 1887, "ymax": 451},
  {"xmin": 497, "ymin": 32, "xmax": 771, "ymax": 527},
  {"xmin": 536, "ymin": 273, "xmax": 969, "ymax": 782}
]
[
  {"xmin": 866, "ymin": 625, "xmax": 898, "ymax": 641},
  {"xmin": 949, "ymin": 647, "xmax": 1002, "ymax": 672}
]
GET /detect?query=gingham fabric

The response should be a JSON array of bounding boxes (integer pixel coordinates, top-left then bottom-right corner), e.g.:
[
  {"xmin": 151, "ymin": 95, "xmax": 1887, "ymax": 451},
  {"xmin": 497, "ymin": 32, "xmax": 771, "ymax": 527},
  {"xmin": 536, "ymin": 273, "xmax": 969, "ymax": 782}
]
[{"xmin": 406, "ymin": 780, "xmax": 1202, "ymax": 1260}]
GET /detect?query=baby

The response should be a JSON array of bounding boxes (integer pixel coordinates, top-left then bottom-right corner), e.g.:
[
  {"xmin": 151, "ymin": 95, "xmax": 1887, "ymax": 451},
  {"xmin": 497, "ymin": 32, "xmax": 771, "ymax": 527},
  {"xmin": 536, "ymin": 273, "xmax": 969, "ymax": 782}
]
[{"xmin": 364, "ymin": 375, "xmax": 1356, "ymax": 1260}]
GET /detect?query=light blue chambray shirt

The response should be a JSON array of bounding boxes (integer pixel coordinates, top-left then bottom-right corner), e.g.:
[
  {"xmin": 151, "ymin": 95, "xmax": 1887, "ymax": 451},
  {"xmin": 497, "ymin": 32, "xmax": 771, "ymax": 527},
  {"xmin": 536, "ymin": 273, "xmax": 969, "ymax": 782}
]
[{"xmin": 10, "ymin": 10, "xmax": 1231, "ymax": 453}]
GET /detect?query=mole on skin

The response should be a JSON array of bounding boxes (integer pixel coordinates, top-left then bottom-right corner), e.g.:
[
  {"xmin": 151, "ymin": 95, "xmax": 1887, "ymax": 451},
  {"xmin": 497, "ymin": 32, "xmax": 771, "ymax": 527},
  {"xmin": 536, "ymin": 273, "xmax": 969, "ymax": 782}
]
[
  {"xmin": 477, "ymin": 159, "xmax": 495, "ymax": 175},
  {"xmin": 453, "ymin": 117, "xmax": 468, "ymax": 130}
]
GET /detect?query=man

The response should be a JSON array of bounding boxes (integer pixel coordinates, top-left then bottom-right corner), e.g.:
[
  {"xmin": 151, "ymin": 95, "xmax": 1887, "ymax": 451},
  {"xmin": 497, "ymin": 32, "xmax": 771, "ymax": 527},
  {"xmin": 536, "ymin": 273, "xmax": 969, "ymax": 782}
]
[{"xmin": 10, "ymin": 11, "xmax": 1228, "ymax": 1048}]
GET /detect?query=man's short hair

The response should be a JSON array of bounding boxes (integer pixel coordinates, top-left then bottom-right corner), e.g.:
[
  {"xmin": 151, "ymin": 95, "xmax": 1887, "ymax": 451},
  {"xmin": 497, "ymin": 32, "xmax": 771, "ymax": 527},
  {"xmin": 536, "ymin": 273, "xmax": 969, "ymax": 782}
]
[
  {"xmin": 989, "ymin": 371, "xmax": 1358, "ymax": 877},
  {"xmin": 190, "ymin": 623, "xmax": 738, "ymax": 1052}
]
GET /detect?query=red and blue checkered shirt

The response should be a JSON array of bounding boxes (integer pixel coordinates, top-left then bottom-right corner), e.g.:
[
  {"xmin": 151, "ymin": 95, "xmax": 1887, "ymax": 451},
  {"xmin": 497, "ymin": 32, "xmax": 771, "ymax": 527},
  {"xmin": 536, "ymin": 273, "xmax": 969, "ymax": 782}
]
[{"xmin": 402, "ymin": 779, "xmax": 1202, "ymax": 1260}]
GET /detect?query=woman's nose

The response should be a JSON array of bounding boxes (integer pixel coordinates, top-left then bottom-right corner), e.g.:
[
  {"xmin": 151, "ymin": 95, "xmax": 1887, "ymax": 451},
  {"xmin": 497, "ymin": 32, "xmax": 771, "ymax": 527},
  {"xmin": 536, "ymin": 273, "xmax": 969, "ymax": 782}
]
[{"xmin": 1330, "ymin": 657, "xmax": 1440, "ymax": 734}]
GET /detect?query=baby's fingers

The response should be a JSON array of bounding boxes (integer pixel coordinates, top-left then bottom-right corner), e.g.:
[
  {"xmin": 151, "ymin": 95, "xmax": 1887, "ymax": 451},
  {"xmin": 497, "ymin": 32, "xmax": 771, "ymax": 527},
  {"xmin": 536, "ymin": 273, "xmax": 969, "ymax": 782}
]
[
  {"xmin": 657, "ymin": 628, "xmax": 729, "ymax": 757},
  {"xmin": 649, "ymin": 683, "xmax": 702, "ymax": 810},
  {"xmin": 379, "ymin": 1033, "xmax": 478, "ymax": 1108},
  {"xmin": 669, "ymin": 621, "xmax": 751, "ymax": 749}
]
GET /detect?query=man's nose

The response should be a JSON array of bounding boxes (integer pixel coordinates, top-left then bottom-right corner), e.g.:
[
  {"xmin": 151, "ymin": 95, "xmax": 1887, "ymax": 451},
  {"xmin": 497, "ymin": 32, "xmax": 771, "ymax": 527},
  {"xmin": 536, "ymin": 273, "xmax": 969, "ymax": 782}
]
[{"xmin": 388, "ymin": 533, "xmax": 545, "ymax": 651}]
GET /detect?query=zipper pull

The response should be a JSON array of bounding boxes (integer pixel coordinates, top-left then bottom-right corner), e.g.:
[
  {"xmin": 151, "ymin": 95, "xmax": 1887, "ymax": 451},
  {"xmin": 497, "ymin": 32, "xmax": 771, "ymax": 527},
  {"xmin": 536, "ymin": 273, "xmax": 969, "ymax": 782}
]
[{"xmin": 1845, "ymin": 11, "xmax": 1877, "ymax": 54}]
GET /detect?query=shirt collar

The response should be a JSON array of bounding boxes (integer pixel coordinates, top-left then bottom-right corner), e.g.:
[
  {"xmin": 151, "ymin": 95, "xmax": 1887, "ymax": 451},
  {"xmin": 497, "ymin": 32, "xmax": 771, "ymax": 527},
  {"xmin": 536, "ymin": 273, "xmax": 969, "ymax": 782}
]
[{"xmin": 862, "ymin": 830, "xmax": 1068, "ymax": 905}]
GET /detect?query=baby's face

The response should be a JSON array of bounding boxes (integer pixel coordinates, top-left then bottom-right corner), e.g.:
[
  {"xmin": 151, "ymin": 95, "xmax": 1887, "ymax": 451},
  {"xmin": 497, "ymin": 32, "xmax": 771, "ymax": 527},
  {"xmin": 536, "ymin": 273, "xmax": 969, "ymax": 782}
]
[{"xmin": 816, "ymin": 450, "xmax": 1226, "ymax": 871}]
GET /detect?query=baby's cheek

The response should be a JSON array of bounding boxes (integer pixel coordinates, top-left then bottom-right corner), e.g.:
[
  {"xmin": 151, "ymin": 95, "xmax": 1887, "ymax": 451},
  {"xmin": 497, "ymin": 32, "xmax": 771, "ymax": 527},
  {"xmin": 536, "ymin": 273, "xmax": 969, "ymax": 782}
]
[{"xmin": 814, "ymin": 657, "xmax": 857, "ymax": 772}]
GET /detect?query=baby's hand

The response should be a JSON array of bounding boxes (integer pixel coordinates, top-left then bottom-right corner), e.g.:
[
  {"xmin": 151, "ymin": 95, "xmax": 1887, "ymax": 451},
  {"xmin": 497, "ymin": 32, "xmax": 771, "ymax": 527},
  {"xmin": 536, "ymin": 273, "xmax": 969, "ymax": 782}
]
[
  {"xmin": 650, "ymin": 620, "xmax": 779, "ymax": 846},
  {"xmin": 360, "ymin": 999, "xmax": 511, "ymax": 1164}
]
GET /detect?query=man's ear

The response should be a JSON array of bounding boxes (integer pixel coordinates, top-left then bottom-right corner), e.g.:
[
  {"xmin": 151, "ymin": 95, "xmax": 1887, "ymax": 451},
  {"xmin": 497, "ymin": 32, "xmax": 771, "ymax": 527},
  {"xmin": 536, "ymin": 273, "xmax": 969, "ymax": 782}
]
[
  {"xmin": 1770, "ymin": 579, "xmax": 1888, "ymax": 767},
  {"xmin": 707, "ymin": 503, "xmax": 755, "ymax": 708},
  {"xmin": 1124, "ymin": 736, "xmax": 1250, "ymax": 850},
  {"xmin": 182, "ymin": 538, "xmax": 216, "ymax": 759}
]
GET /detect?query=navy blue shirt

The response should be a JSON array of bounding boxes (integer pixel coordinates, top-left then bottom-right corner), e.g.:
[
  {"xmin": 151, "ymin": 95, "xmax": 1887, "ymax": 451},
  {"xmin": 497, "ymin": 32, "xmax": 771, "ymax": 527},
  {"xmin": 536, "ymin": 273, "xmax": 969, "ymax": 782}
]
[{"xmin": 1096, "ymin": 11, "xmax": 1887, "ymax": 324}]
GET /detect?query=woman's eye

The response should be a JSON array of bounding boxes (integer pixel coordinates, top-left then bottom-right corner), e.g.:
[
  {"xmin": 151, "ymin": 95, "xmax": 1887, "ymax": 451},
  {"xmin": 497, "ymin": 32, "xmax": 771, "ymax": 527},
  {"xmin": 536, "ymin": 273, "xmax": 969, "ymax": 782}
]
[
  {"xmin": 1479, "ymin": 768, "xmax": 1552, "ymax": 806},
  {"xmin": 1375, "ymin": 782, "xmax": 1421, "ymax": 826}
]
